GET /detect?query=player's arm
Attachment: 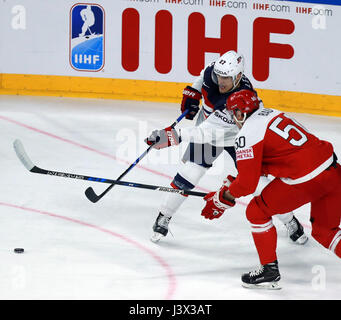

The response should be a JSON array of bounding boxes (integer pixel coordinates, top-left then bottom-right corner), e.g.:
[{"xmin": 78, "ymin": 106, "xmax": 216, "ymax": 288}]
[
  {"xmin": 201, "ymin": 141, "xmax": 264, "ymax": 220},
  {"xmin": 144, "ymin": 124, "xmax": 226, "ymax": 149},
  {"xmin": 145, "ymin": 111, "xmax": 235, "ymax": 149},
  {"xmin": 213, "ymin": 152, "xmax": 263, "ymax": 214}
]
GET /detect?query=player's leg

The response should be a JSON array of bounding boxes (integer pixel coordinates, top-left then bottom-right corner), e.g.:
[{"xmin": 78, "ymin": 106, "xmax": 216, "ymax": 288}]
[
  {"xmin": 224, "ymin": 145, "xmax": 304, "ymax": 247},
  {"xmin": 310, "ymin": 164, "xmax": 341, "ymax": 258},
  {"xmin": 241, "ymin": 178, "xmax": 311, "ymax": 289},
  {"xmin": 80, "ymin": 22, "xmax": 89, "ymax": 37},
  {"xmin": 151, "ymin": 143, "xmax": 223, "ymax": 242},
  {"xmin": 241, "ymin": 196, "xmax": 281, "ymax": 289},
  {"xmin": 151, "ymin": 161, "xmax": 208, "ymax": 242},
  {"xmin": 256, "ymin": 176, "xmax": 308, "ymax": 244}
]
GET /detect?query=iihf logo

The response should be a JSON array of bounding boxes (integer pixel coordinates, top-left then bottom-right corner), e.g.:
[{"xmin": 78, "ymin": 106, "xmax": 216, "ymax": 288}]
[{"xmin": 69, "ymin": 3, "xmax": 105, "ymax": 71}]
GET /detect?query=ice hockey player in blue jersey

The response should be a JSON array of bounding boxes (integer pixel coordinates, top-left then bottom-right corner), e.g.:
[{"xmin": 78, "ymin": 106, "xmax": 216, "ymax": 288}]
[{"xmin": 145, "ymin": 50, "xmax": 307, "ymax": 245}]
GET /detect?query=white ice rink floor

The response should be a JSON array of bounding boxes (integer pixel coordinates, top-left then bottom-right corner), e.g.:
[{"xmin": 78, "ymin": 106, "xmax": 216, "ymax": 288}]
[{"xmin": 0, "ymin": 95, "xmax": 340, "ymax": 300}]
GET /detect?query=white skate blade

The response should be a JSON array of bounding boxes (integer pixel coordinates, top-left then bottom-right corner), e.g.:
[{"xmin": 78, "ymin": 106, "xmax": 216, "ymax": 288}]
[
  {"xmin": 150, "ymin": 232, "xmax": 164, "ymax": 243},
  {"xmin": 242, "ymin": 281, "xmax": 282, "ymax": 290},
  {"xmin": 290, "ymin": 234, "xmax": 309, "ymax": 245},
  {"xmin": 295, "ymin": 234, "xmax": 309, "ymax": 245}
]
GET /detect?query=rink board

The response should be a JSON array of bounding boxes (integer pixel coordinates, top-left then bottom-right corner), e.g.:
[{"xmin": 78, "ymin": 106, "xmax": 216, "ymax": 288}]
[
  {"xmin": 1, "ymin": 0, "xmax": 341, "ymax": 116},
  {"xmin": 1, "ymin": 73, "xmax": 341, "ymax": 117}
]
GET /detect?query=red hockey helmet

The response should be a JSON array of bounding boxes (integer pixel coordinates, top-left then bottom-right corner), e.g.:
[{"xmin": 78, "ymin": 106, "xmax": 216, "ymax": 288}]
[{"xmin": 226, "ymin": 89, "xmax": 260, "ymax": 124}]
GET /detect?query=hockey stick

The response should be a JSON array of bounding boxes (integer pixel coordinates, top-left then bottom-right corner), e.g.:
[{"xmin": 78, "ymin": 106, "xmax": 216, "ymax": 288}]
[
  {"xmin": 13, "ymin": 138, "xmax": 206, "ymax": 197},
  {"xmin": 84, "ymin": 110, "xmax": 189, "ymax": 203},
  {"xmin": 87, "ymin": 26, "xmax": 93, "ymax": 35}
]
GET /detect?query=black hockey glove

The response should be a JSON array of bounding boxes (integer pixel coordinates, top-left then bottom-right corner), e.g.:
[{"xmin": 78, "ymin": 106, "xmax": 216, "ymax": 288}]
[{"xmin": 181, "ymin": 86, "xmax": 201, "ymax": 120}]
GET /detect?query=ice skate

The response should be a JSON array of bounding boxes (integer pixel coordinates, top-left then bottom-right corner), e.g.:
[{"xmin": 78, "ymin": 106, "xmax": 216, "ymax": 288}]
[
  {"xmin": 150, "ymin": 212, "xmax": 171, "ymax": 243},
  {"xmin": 241, "ymin": 260, "xmax": 281, "ymax": 290},
  {"xmin": 285, "ymin": 216, "xmax": 308, "ymax": 245}
]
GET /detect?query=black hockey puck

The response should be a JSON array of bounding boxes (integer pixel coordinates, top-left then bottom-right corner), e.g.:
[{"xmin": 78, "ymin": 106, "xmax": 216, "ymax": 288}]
[{"xmin": 14, "ymin": 248, "xmax": 24, "ymax": 254}]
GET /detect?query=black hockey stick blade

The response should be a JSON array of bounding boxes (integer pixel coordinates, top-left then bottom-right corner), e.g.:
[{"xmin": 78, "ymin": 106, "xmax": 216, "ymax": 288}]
[{"xmin": 85, "ymin": 186, "xmax": 108, "ymax": 203}]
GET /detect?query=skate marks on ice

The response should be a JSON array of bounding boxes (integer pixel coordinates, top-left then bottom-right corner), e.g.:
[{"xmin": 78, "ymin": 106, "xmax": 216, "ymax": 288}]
[{"xmin": 0, "ymin": 95, "xmax": 341, "ymax": 299}]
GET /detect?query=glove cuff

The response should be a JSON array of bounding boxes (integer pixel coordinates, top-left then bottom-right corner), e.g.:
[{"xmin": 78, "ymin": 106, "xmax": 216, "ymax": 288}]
[
  {"xmin": 218, "ymin": 186, "xmax": 235, "ymax": 207},
  {"xmin": 183, "ymin": 86, "xmax": 202, "ymax": 99},
  {"xmin": 162, "ymin": 126, "xmax": 181, "ymax": 147},
  {"xmin": 222, "ymin": 175, "xmax": 236, "ymax": 188}
]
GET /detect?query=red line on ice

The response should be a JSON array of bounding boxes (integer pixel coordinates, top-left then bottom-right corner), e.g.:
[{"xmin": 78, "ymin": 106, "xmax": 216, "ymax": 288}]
[
  {"xmin": 1, "ymin": 115, "xmax": 188, "ymax": 184},
  {"xmin": 2, "ymin": 115, "xmax": 311, "ymax": 224},
  {"xmin": 0, "ymin": 116, "xmax": 282, "ymax": 207},
  {"xmin": 0, "ymin": 201, "xmax": 177, "ymax": 300},
  {"xmin": 1, "ymin": 115, "xmax": 250, "ymax": 206}
]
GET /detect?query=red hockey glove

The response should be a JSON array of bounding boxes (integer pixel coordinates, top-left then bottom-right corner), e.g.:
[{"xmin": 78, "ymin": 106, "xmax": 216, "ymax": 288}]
[
  {"xmin": 145, "ymin": 126, "xmax": 181, "ymax": 150},
  {"xmin": 201, "ymin": 175, "xmax": 236, "ymax": 220},
  {"xmin": 181, "ymin": 86, "xmax": 202, "ymax": 120}
]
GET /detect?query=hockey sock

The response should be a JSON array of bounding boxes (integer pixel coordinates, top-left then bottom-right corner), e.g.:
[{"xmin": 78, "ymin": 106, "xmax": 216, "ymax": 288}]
[
  {"xmin": 251, "ymin": 224, "xmax": 278, "ymax": 265},
  {"xmin": 160, "ymin": 192, "xmax": 188, "ymax": 217}
]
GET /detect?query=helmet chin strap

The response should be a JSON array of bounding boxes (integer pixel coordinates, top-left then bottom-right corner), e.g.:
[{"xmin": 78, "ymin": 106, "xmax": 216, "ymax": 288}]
[
  {"xmin": 231, "ymin": 74, "xmax": 243, "ymax": 92},
  {"xmin": 233, "ymin": 112, "xmax": 247, "ymax": 126}
]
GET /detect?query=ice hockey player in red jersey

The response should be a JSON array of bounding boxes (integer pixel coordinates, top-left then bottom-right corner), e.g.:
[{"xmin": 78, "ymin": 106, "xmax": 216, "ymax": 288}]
[
  {"xmin": 201, "ymin": 89, "xmax": 341, "ymax": 289},
  {"xmin": 145, "ymin": 50, "xmax": 307, "ymax": 245}
]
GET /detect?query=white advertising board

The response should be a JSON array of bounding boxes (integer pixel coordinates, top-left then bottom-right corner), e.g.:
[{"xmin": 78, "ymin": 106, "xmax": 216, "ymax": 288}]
[{"xmin": 1, "ymin": 0, "xmax": 340, "ymax": 95}]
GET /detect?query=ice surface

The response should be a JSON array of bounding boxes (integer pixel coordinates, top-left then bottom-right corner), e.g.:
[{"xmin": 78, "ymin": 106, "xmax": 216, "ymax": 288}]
[{"xmin": 0, "ymin": 95, "xmax": 340, "ymax": 300}]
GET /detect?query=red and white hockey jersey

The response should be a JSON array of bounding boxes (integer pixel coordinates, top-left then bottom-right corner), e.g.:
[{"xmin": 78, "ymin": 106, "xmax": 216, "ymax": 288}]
[{"xmin": 228, "ymin": 108, "xmax": 335, "ymax": 198}]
